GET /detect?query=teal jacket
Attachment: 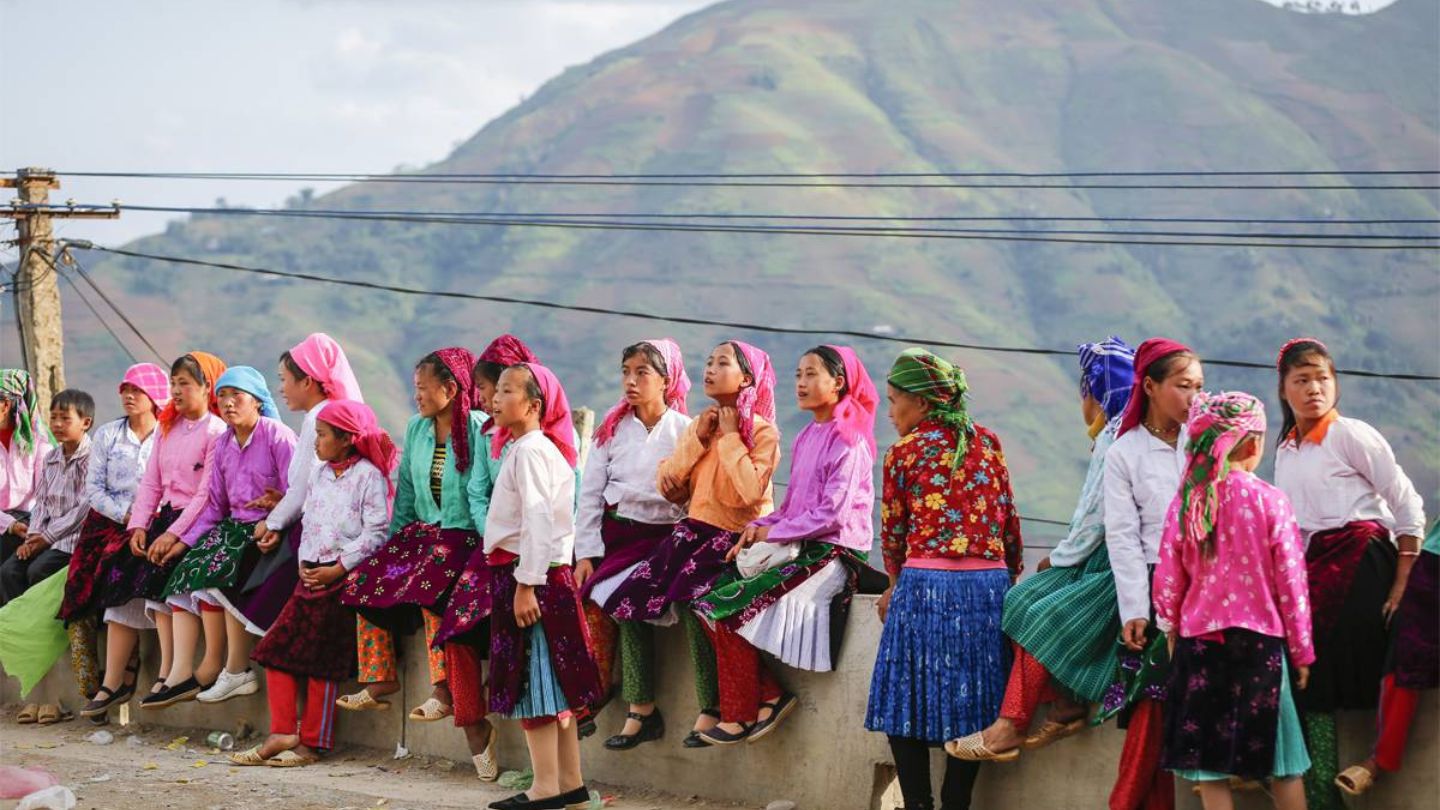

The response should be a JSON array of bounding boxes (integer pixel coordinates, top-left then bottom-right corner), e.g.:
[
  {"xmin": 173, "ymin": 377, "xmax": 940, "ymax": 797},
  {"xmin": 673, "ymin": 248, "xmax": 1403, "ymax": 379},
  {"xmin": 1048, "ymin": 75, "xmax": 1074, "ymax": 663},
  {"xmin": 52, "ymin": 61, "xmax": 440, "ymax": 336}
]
[{"xmin": 389, "ymin": 411, "xmax": 501, "ymax": 534}]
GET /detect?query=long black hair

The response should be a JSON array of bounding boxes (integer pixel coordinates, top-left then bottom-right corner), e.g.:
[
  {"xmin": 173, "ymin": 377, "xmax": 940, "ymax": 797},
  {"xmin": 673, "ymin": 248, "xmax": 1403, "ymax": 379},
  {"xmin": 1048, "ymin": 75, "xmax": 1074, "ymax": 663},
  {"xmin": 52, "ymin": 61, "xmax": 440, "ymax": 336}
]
[
  {"xmin": 803, "ymin": 345, "xmax": 849, "ymax": 398},
  {"xmin": 1276, "ymin": 340, "xmax": 1337, "ymax": 447}
]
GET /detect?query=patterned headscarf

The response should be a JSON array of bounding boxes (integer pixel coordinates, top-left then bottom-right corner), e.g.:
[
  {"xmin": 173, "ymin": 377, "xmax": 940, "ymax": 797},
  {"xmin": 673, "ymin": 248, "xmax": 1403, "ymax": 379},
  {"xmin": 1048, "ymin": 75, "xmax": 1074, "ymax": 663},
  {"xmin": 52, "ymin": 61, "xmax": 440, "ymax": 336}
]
[
  {"xmin": 825, "ymin": 345, "xmax": 878, "ymax": 457},
  {"xmin": 159, "ymin": 351, "xmax": 227, "ymax": 436},
  {"xmin": 121, "ymin": 363, "xmax": 171, "ymax": 414},
  {"xmin": 477, "ymin": 334, "xmax": 538, "ymax": 370},
  {"xmin": 1177, "ymin": 391, "xmax": 1267, "ymax": 546},
  {"xmin": 490, "ymin": 363, "xmax": 578, "ymax": 468},
  {"xmin": 886, "ymin": 348, "xmax": 974, "ymax": 466},
  {"xmin": 317, "ymin": 399, "xmax": 399, "ymax": 500},
  {"xmin": 729, "ymin": 340, "xmax": 776, "ymax": 450},
  {"xmin": 425, "ymin": 347, "xmax": 478, "ymax": 474},
  {"xmin": 1077, "ymin": 336, "xmax": 1136, "ymax": 423},
  {"xmin": 0, "ymin": 369, "xmax": 49, "ymax": 454},
  {"xmin": 215, "ymin": 366, "xmax": 280, "ymax": 419},
  {"xmin": 1116, "ymin": 338, "xmax": 1193, "ymax": 438},
  {"xmin": 289, "ymin": 333, "xmax": 364, "ymax": 403},
  {"xmin": 594, "ymin": 338, "xmax": 691, "ymax": 447}
]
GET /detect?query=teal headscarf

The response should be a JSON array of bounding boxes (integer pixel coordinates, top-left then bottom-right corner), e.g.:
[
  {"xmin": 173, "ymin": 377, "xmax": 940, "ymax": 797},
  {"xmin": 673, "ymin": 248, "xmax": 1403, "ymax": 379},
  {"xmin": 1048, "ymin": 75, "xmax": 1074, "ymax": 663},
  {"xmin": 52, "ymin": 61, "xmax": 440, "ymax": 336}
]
[{"xmin": 214, "ymin": 366, "xmax": 279, "ymax": 419}]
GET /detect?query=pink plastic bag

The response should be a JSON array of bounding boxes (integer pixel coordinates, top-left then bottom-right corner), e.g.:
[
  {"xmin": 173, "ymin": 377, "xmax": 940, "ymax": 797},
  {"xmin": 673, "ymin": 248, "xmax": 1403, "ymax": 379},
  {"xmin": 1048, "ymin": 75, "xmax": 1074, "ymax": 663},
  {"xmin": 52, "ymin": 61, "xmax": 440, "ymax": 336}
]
[{"xmin": 0, "ymin": 765, "xmax": 59, "ymax": 799}]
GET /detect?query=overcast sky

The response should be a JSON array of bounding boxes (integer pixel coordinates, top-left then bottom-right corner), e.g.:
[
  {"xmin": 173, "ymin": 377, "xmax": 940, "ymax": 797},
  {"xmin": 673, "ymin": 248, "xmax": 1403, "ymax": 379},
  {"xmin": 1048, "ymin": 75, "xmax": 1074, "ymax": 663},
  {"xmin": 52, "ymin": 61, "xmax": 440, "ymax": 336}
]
[{"xmin": 0, "ymin": 0, "xmax": 710, "ymax": 248}]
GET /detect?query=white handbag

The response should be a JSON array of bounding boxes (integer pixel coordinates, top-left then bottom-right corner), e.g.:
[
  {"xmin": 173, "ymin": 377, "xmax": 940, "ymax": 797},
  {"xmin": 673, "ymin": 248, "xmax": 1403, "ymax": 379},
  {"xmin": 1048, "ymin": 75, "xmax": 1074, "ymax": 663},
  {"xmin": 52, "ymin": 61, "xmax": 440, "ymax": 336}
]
[{"xmin": 736, "ymin": 541, "xmax": 801, "ymax": 579}]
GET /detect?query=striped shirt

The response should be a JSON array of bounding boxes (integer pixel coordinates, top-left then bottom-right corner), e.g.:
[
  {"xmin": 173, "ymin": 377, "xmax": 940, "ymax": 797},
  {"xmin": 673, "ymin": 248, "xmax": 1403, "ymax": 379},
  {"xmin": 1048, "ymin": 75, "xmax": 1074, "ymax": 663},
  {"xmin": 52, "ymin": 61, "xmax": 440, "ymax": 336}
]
[
  {"xmin": 30, "ymin": 435, "xmax": 93, "ymax": 554},
  {"xmin": 429, "ymin": 443, "xmax": 447, "ymax": 504}
]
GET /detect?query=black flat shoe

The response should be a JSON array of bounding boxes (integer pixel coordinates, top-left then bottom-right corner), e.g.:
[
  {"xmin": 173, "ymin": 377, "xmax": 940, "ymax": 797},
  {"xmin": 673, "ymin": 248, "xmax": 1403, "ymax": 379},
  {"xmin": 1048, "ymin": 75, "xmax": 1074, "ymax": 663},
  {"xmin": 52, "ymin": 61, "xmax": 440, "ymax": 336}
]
[
  {"xmin": 78, "ymin": 685, "xmax": 126, "ymax": 718},
  {"xmin": 698, "ymin": 721, "xmax": 753, "ymax": 746},
  {"xmin": 748, "ymin": 692, "xmax": 798, "ymax": 743},
  {"xmin": 487, "ymin": 793, "xmax": 565, "ymax": 810},
  {"xmin": 560, "ymin": 786, "xmax": 592, "ymax": 810},
  {"xmin": 603, "ymin": 709, "xmax": 664, "ymax": 750},
  {"xmin": 140, "ymin": 677, "xmax": 206, "ymax": 709},
  {"xmin": 681, "ymin": 731, "xmax": 712, "ymax": 749}
]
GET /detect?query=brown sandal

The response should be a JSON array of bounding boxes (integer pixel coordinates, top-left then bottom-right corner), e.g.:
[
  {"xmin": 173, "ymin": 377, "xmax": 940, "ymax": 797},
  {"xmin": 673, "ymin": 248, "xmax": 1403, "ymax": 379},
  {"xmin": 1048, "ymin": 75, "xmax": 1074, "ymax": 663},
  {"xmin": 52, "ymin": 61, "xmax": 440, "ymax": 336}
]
[
  {"xmin": 36, "ymin": 704, "xmax": 71, "ymax": 725},
  {"xmin": 16, "ymin": 704, "xmax": 39, "ymax": 724},
  {"xmin": 945, "ymin": 732, "xmax": 1020, "ymax": 762},
  {"xmin": 1336, "ymin": 765, "xmax": 1377, "ymax": 796},
  {"xmin": 1022, "ymin": 717, "xmax": 1086, "ymax": 750}
]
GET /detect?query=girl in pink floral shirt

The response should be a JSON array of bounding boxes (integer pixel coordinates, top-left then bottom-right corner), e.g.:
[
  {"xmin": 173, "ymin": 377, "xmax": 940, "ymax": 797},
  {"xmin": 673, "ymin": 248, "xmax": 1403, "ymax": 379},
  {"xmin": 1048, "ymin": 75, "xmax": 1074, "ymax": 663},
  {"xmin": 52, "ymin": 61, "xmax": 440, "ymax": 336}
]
[{"xmin": 1154, "ymin": 391, "xmax": 1313, "ymax": 810}]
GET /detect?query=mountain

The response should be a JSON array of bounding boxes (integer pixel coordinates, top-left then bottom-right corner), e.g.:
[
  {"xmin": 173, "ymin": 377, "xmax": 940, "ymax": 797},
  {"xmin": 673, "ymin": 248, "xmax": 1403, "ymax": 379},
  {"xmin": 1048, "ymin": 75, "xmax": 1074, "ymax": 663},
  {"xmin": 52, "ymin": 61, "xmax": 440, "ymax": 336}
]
[{"xmin": 63, "ymin": 0, "xmax": 1440, "ymax": 536}]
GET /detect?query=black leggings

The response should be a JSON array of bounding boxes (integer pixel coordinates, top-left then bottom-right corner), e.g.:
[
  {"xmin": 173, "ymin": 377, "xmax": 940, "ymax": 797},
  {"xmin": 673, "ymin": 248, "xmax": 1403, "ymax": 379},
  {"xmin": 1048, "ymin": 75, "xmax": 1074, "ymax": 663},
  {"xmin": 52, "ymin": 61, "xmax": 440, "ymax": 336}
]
[{"xmin": 887, "ymin": 735, "xmax": 981, "ymax": 810}]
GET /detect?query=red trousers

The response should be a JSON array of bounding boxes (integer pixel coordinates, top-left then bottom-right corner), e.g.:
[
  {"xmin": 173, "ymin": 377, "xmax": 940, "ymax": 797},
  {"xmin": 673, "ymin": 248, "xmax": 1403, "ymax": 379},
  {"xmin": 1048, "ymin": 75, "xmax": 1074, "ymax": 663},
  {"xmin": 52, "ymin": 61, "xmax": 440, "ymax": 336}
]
[
  {"xmin": 1110, "ymin": 699, "xmax": 1174, "ymax": 810},
  {"xmin": 445, "ymin": 642, "xmax": 488, "ymax": 728},
  {"xmin": 999, "ymin": 646, "xmax": 1061, "ymax": 729},
  {"xmin": 1374, "ymin": 674, "xmax": 1421, "ymax": 772},
  {"xmin": 266, "ymin": 669, "xmax": 338, "ymax": 751},
  {"xmin": 704, "ymin": 621, "xmax": 782, "ymax": 724}
]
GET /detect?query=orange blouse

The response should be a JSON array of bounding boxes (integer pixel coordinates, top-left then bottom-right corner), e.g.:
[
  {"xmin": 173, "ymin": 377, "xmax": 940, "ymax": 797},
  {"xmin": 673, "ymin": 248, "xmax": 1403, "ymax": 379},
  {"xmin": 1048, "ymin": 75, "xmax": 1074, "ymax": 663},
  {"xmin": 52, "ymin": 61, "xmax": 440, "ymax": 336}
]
[{"xmin": 656, "ymin": 415, "xmax": 779, "ymax": 532}]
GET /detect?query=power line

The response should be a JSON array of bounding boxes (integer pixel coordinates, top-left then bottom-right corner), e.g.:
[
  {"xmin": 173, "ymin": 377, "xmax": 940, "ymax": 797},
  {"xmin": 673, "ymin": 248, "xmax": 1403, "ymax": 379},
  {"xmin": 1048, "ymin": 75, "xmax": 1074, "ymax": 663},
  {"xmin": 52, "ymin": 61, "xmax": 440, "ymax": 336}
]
[
  {"xmin": 38, "ymin": 249, "xmax": 166, "ymax": 363},
  {"xmin": 85, "ymin": 205, "xmax": 1440, "ymax": 243},
  {"xmin": 51, "ymin": 207, "xmax": 1439, "ymax": 251},
  {"xmin": 65, "ymin": 241, "xmax": 1440, "ymax": 382},
  {"xmin": 45, "ymin": 170, "xmax": 1440, "ymax": 190},
  {"xmin": 58, "ymin": 268, "xmax": 138, "ymax": 364}
]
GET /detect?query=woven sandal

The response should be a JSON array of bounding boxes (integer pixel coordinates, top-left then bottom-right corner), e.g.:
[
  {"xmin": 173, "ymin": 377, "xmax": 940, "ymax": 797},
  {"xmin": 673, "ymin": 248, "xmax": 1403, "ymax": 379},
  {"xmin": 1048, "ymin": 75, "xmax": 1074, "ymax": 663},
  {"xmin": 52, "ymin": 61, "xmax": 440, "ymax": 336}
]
[
  {"xmin": 229, "ymin": 746, "xmax": 270, "ymax": 766},
  {"xmin": 1022, "ymin": 717, "xmax": 1087, "ymax": 750},
  {"xmin": 407, "ymin": 697, "xmax": 453, "ymax": 722},
  {"xmin": 1336, "ymin": 765, "xmax": 1377, "ymax": 796},
  {"xmin": 266, "ymin": 749, "xmax": 319, "ymax": 768},
  {"xmin": 945, "ymin": 732, "xmax": 1020, "ymax": 762},
  {"xmin": 335, "ymin": 690, "xmax": 391, "ymax": 712}
]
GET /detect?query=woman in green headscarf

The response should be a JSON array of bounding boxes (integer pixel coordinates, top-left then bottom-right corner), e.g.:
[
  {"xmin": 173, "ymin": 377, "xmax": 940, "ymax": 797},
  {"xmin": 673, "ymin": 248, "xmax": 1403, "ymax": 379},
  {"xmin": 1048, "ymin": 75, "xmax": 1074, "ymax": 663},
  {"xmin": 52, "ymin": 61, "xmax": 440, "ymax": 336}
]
[
  {"xmin": 865, "ymin": 348, "xmax": 1024, "ymax": 810},
  {"xmin": 1, "ymin": 369, "xmax": 55, "ymax": 561}
]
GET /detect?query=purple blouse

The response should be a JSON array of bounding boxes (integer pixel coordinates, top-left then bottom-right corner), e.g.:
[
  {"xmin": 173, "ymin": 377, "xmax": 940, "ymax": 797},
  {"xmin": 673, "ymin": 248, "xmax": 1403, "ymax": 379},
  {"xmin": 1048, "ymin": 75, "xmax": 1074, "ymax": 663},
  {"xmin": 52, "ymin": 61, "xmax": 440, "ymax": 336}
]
[
  {"xmin": 181, "ymin": 417, "xmax": 297, "ymax": 546},
  {"xmin": 754, "ymin": 419, "xmax": 874, "ymax": 552}
]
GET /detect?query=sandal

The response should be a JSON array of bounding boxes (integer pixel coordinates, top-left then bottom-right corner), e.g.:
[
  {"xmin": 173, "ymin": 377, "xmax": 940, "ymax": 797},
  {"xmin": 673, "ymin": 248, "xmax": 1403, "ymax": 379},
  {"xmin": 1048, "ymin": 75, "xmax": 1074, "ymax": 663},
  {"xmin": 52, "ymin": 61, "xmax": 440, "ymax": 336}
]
[
  {"xmin": 747, "ymin": 693, "xmax": 797, "ymax": 743},
  {"xmin": 335, "ymin": 690, "xmax": 391, "ymax": 712},
  {"xmin": 16, "ymin": 704, "xmax": 39, "ymax": 724},
  {"xmin": 1336, "ymin": 765, "xmax": 1377, "ymax": 796},
  {"xmin": 266, "ymin": 749, "xmax": 319, "ymax": 768},
  {"xmin": 945, "ymin": 732, "xmax": 1021, "ymax": 762},
  {"xmin": 408, "ymin": 697, "xmax": 453, "ymax": 722},
  {"xmin": 473, "ymin": 724, "xmax": 500, "ymax": 782},
  {"xmin": 36, "ymin": 704, "xmax": 71, "ymax": 725},
  {"xmin": 229, "ymin": 746, "xmax": 270, "ymax": 767},
  {"xmin": 698, "ymin": 722, "xmax": 753, "ymax": 746},
  {"xmin": 604, "ymin": 709, "xmax": 665, "ymax": 750},
  {"xmin": 1022, "ymin": 717, "xmax": 1086, "ymax": 750}
]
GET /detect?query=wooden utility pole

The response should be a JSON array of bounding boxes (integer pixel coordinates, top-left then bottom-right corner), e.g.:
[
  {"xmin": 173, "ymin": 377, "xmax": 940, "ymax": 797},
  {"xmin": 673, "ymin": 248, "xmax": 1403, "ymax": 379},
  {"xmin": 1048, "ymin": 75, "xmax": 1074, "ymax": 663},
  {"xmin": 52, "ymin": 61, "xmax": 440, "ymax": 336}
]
[{"xmin": 2, "ymin": 167, "xmax": 118, "ymax": 407}]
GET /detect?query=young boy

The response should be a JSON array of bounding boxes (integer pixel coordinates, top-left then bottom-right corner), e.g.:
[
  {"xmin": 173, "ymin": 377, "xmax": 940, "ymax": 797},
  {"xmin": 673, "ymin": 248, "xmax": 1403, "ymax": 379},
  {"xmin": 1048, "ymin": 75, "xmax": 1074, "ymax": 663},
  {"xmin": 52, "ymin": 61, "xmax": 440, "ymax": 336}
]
[
  {"xmin": 0, "ymin": 389, "xmax": 94, "ymax": 604},
  {"xmin": 485, "ymin": 363, "xmax": 599, "ymax": 810}
]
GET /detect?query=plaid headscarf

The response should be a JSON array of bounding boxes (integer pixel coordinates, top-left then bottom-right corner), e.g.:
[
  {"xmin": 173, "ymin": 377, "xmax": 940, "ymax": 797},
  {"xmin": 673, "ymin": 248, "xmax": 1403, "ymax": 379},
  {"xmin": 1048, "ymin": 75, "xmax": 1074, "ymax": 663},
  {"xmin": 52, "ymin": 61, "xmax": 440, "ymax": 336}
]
[
  {"xmin": 886, "ymin": 348, "xmax": 974, "ymax": 466},
  {"xmin": 427, "ymin": 347, "xmax": 479, "ymax": 474},
  {"xmin": 1178, "ymin": 391, "xmax": 1267, "ymax": 546},
  {"xmin": 0, "ymin": 368, "xmax": 49, "ymax": 454},
  {"xmin": 1077, "ymin": 336, "xmax": 1136, "ymax": 423},
  {"xmin": 594, "ymin": 338, "xmax": 691, "ymax": 447},
  {"xmin": 121, "ymin": 363, "xmax": 171, "ymax": 414},
  {"xmin": 158, "ymin": 351, "xmax": 227, "ymax": 436}
]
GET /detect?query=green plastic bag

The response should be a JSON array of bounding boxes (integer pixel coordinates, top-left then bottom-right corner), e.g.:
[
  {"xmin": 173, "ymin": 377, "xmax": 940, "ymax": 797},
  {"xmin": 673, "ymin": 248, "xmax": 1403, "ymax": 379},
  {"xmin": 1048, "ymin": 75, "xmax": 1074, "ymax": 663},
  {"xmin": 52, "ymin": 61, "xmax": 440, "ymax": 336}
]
[{"xmin": 0, "ymin": 569, "xmax": 70, "ymax": 697}]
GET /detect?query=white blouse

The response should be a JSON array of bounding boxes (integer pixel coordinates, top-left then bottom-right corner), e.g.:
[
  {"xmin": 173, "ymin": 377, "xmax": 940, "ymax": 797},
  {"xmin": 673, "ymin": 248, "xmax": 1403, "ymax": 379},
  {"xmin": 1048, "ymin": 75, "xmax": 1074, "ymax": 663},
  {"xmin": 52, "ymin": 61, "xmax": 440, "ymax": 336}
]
[
  {"xmin": 1274, "ymin": 415, "xmax": 1426, "ymax": 542},
  {"xmin": 574, "ymin": 410, "xmax": 690, "ymax": 561},
  {"xmin": 299, "ymin": 457, "xmax": 390, "ymax": 571},
  {"xmin": 1103, "ymin": 426, "xmax": 1186, "ymax": 625},
  {"xmin": 484, "ymin": 431, "xmax": 577, "ymax": 586},
  {"xmin": 266, "ymin": 400, "xmax": 328, "ymax": 533}
]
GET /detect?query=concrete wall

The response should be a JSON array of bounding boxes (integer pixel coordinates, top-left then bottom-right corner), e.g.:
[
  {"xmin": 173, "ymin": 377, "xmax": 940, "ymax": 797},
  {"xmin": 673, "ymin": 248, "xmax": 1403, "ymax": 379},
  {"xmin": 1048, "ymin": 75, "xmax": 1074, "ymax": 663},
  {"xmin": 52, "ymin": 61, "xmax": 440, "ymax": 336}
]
[{"xmin": 5, "ymin": 596, "xmax": 1437, "ymax": 810}]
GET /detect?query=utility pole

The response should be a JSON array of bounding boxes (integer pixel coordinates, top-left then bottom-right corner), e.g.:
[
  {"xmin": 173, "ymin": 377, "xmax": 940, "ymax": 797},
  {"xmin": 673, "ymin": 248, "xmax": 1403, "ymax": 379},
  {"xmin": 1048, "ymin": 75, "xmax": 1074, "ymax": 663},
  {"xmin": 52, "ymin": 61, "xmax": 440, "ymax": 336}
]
[{"xmin": 2, "ymin": 167, "xmax": 118, "ymax": 407}]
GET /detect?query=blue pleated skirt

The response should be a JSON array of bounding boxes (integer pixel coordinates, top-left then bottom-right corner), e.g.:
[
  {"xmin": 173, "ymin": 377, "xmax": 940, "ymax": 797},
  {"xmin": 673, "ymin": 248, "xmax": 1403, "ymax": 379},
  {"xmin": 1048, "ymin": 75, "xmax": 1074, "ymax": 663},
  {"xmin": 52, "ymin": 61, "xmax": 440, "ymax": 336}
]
[
  {"xmin": 865, "ymin": 567, "xmax": 1010, "ymax": 743},
  {"xmin": 509, "ymin": 622, "xmax": 569, "ymax": 720}
]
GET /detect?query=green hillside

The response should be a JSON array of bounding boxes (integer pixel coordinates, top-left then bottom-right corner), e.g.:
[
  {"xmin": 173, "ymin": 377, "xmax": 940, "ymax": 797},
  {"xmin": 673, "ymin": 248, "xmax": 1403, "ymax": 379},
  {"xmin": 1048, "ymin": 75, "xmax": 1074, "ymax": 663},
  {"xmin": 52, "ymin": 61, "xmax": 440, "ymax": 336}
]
[{"xmin": 62, "ymin": 0, "xmax": 1440, "ymax": 538}]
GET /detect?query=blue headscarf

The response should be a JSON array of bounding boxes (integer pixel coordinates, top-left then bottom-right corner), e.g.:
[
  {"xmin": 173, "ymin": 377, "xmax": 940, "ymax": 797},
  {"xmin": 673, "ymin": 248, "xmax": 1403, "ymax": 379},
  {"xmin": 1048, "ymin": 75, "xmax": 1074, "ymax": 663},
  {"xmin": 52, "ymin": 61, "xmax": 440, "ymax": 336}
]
[
  {"xmin": 214, "ymin": 366, "xmax": 279, "ymax": 419},
  {"xmin": 1077, "ymin": 336, "xmax": 1135, "ymax": 422}
]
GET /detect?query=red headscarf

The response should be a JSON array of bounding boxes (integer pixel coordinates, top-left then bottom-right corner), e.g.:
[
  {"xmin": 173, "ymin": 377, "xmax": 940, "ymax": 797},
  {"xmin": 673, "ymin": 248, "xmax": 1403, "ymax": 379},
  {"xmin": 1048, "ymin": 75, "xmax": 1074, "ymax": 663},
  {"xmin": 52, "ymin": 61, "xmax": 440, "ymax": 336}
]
[
  {"xmin": 730, "ymin": 340, "xmax": 776, "ymax": 450},
  {"xmin": 594, "ymin": 338, "xmax": 691, "ymax": 447},
  {"xmin": 490, "ymin": 362, "xmax": 578, "ymax": 468},
  {"xmin": 478, "ymin": 334, "xmax": 538, "ymax": 368},
  {"xmin": 317, "ymin": 399, "xmax": 399, "ymax": 499},
  {"xmin": 1116, "ymin": 338, "xmax": 1194, "ymax": 437},
  {"xmin": 825, "ymin": 345, "xmax": 878, "ymax": 457},
  {"xmin": 426, "ymin": 347, "xmax": 478, "ymax": 474},
  {"xmin": 158, "ymin": 351, "xmax": 227, "ymax": 435}
]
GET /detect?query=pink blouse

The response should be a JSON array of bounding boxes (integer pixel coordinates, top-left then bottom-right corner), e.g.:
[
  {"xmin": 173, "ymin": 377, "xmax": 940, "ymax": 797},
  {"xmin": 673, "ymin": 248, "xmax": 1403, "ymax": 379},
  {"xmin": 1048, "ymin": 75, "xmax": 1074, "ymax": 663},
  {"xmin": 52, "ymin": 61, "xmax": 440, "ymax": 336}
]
[
  {"xmin": 126, "ymin": 413, "xmax": 227, "ymax": 539},
  {"xmin": 1153, "ymin": 470, "xmax": 1315, "ymax": 666}
]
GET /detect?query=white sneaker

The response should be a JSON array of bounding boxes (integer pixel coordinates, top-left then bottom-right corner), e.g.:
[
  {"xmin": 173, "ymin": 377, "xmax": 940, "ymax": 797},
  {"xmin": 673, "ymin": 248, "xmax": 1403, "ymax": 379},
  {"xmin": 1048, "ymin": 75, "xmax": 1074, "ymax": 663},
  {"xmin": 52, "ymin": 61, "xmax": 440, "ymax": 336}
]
[
  {"xmin": 197, "ymin": 669, "xmax": 259, "ymax": 704},
  {"xmin": 472, "ymin": 725, "xmax": 499, "ymax": 781}
]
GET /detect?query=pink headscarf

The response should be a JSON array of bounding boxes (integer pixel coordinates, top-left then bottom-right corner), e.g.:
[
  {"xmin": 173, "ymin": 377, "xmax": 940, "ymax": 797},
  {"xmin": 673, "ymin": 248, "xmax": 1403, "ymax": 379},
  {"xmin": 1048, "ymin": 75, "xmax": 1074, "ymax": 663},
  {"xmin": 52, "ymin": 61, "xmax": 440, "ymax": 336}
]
[
  {"xmin": 825, "ymin": 345, "xmax": 878, "ymax": 456},
  {"xmin": 730, "ymin": 340, "xmax": 776, "ymax": 450},
  {"xmin": 594, "ymin": 338, "xmax": 691, "ymax": 447},
  {"xmin": 490, "ymin": 363, "xmax": 578, "ymax": 468},
  {"xmin": 1116, "ymin": 338, "xmax": 1194, "ymax": 437},
  {"xmin": 289, "ymin": 333, "xmax": 364, "ymax": 403},
  {"xmin": 478, "ymin": 334, "xmax": 538, "ymax": 368},
  {"xmin": 427, "ymin": 347, "xmax": 479, "ymax": 474},
  {"xmin": 317, "ymin": 399, "xmax": 400, "ymax": 499},
  {"xmin": 121, "ymin": 363, "xmax": 171, "ymax": 414},
  {"xmin": 1177, "ymin": 391, "xmax": 1267, "ymax": 545}
]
